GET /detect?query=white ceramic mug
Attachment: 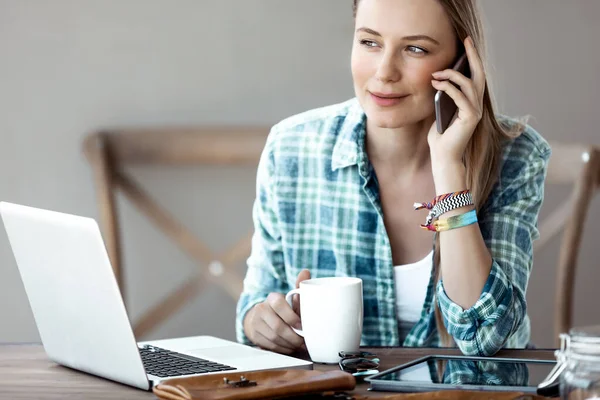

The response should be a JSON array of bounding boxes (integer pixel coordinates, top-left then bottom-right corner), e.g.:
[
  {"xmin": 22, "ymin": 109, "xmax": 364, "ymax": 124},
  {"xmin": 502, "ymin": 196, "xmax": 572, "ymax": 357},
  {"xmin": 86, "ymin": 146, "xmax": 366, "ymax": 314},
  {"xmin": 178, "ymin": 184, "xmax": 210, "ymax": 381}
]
[{"xmin": 285, "ymin": 277, "xmax": 363, "ymax": 364}]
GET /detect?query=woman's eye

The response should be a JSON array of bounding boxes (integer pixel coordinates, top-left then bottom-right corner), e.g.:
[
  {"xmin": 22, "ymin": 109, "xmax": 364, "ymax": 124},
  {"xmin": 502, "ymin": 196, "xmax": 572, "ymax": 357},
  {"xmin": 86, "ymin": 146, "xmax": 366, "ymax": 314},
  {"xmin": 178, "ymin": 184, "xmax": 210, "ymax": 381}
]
[
  {"xmin": 407, "ymin": 46, "xmax": 427, "ymax": 54},
  {"xmin": 360, "ymin": 39, "xmax": 379, "ymax": 48}
]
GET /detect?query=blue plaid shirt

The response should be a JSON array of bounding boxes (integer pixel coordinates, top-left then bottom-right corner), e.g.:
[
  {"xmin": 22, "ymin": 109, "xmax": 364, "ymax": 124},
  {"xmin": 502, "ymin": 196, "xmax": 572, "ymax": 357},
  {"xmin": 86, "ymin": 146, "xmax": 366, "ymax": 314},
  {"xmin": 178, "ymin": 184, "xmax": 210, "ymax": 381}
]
[{"xmin": 236, "ymin": 98, "xmax": 550, "ymax": 356}]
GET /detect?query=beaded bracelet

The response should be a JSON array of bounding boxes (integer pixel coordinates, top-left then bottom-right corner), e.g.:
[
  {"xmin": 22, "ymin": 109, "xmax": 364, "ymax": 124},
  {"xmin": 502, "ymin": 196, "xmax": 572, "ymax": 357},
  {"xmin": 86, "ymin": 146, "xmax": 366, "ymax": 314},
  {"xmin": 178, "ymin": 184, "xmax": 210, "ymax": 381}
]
[{"xmin": 420, "ymin": 209, "xmax": 478, "ymax": 232}]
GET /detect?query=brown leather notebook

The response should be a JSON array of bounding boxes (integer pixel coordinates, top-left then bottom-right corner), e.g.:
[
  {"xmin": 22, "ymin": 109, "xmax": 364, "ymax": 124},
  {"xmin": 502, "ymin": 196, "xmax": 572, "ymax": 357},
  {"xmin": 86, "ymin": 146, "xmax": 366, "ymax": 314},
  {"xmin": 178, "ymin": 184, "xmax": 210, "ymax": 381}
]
[
  {"xmin": 152, "ymin": 369, "xmax": 547, "ymax": 400},
  {"xmin": 152, "ymin": 369, "xmax": 355, "ymax": 400}
]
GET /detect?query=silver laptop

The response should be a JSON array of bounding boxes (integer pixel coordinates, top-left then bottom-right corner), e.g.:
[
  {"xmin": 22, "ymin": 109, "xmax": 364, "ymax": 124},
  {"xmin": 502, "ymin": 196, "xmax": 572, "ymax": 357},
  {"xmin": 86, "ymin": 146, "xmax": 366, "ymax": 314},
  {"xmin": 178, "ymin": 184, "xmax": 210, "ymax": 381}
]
[{"xmin": 0, "ymin": 201, "xmax": 312, "ymax": 390}]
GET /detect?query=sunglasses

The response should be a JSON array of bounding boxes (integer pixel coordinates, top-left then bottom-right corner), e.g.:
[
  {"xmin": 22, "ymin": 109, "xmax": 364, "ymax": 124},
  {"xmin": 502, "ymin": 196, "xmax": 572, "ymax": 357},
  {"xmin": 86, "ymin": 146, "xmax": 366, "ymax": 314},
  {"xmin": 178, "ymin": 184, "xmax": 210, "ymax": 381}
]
[{"xmin": 338, "ymin": 351, "xmax": 380, "ymax": 377}]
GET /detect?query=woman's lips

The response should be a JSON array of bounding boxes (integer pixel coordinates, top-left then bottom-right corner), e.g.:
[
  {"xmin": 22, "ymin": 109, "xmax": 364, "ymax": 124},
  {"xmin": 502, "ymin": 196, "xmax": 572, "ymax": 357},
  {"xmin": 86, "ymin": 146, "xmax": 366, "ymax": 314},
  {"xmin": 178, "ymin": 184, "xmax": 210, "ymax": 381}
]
[{"xmin": 369, "ymin": 92, "xmax": 409, "ymax": 107}]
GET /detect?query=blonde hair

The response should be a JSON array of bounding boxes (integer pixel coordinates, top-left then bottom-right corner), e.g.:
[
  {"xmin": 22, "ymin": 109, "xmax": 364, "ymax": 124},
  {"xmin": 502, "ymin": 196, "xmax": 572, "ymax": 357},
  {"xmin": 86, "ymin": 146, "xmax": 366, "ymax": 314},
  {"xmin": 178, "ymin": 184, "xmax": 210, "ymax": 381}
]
[{"xmin": 352, "ymin": 0, "xmax": 525, "ymax": 347}]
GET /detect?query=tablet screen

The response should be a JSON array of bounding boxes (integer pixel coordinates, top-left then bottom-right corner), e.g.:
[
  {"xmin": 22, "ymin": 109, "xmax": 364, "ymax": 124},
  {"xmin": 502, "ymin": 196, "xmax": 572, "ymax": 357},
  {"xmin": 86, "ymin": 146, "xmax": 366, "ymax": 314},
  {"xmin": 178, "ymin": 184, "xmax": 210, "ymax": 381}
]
[{"xmin": 376, "ymin": 357, "xmax": 556, "ymax": 388}]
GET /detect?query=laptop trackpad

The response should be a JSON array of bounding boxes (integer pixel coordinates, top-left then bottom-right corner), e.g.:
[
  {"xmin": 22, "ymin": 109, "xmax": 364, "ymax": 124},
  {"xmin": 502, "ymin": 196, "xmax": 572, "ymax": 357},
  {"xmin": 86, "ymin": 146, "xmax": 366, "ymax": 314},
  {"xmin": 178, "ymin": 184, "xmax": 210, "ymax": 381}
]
[{"xmin": 187, "ymin": 345, "xmax": 266, "ymax": 361}]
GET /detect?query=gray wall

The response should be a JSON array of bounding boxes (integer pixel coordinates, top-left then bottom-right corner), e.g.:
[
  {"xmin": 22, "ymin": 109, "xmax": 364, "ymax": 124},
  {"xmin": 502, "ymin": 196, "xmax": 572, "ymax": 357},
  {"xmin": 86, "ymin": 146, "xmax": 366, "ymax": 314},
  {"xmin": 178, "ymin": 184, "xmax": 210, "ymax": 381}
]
[{"xmin": 0, "ymin": 0, "xmax": 598, "ymax": 348}]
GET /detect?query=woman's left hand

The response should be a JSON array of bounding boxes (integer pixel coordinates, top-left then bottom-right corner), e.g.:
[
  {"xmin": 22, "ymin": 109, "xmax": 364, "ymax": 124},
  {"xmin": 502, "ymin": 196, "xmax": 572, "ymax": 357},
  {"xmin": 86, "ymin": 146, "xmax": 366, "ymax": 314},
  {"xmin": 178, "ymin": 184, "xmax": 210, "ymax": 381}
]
[{"xmin": 427, "ymin": 36, "xmax": 486, "ymax": 169}]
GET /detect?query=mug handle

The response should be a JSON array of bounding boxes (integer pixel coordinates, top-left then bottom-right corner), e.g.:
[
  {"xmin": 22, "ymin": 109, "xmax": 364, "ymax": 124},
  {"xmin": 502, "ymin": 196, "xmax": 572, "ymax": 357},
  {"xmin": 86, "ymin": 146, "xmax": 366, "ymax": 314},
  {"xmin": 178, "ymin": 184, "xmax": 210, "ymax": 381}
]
[{"xmin": 284, "ymin": 288, "xmax": 304, "ymax": 337}]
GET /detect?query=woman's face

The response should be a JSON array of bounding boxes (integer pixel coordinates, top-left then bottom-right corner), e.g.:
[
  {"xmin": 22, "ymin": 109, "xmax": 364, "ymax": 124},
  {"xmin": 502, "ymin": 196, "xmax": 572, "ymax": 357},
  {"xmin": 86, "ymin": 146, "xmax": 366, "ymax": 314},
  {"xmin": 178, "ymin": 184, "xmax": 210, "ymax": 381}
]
[{"xmin": 351, "ymin": 0, "xmax": 458, "ymax": 129}]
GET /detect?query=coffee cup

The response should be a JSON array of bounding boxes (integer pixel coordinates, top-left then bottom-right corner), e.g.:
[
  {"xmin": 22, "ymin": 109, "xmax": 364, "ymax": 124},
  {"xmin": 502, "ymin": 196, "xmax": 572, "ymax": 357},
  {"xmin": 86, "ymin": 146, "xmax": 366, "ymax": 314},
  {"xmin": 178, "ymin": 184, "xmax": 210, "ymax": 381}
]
[{"xmin": 285, "ymin": 277, "xmax": 363, "ymax": 364}]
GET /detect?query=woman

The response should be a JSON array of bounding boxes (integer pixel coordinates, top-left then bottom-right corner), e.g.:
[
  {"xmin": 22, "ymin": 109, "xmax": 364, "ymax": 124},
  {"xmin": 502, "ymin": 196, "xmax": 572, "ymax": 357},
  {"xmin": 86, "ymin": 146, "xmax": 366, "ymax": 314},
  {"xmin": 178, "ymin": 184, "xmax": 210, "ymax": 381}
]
[{"xmin": 236, "ymin": 0, "xmax": 550, "ymax": 357}]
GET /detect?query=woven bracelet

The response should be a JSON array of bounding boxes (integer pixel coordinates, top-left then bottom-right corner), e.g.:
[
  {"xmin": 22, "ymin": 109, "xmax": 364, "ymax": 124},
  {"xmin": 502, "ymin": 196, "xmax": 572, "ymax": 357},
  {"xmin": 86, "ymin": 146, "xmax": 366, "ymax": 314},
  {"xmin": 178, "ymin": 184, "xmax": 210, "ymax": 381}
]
[
  {"xmin": 414, "ymin": 190, "xmax": 474, "ymax": 227},
  {"xmin": 421, "ymin": 209, "xmax": 478, "ymax": 232}
]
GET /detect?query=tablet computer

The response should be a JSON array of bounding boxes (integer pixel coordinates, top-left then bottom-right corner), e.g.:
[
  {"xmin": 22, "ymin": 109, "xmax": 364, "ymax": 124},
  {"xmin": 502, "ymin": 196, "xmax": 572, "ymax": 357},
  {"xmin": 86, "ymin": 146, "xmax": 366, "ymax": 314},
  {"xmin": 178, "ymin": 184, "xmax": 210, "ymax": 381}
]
[{"xmin": 365, "ymin": 355, "xmax": 557, "ymax": 394}]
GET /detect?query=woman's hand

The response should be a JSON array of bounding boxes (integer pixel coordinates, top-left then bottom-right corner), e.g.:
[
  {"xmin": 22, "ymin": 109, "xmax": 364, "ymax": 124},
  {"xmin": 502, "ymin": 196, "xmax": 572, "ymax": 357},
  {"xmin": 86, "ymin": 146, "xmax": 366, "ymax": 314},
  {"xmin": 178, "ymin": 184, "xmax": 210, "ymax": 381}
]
[
  {"xmin": 428, "ymin": 36, "xmax": 486, "ymax": 170},
  {"xmin": 242, "ymin": 269, "xmax": 311, "ymax": 354}
]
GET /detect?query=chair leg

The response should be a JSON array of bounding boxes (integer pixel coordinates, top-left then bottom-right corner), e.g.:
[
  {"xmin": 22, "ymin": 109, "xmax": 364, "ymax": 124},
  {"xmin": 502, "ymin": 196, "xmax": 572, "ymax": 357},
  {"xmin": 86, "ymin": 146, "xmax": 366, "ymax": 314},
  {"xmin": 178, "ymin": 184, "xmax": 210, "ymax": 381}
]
[
  {"xmin": 554, "ymin": 150, "xmax": 600, "ymax": 346},
  {"xmin": 84, "ymin": 133, "xmax": 124, "ymax": 303}
]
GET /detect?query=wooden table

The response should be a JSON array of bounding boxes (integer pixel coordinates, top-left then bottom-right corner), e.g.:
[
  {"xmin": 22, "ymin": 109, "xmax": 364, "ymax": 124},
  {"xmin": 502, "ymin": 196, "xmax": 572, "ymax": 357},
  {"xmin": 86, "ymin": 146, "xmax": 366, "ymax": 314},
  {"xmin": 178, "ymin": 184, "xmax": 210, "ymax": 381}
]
[{"xmin": 0, "ymin": 343, "xmax": 556, "ymax": 399}]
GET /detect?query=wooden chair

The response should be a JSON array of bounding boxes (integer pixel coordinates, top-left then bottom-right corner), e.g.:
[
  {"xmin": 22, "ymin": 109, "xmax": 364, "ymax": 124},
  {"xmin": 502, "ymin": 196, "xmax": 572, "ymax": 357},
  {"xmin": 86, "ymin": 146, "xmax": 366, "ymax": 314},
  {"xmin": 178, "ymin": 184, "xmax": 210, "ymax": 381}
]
[
  {"xmin": 534, "ymin": 141, "xmax": 600, "ymax": 345},
  {"xmin": 83, "ymin": 131, "xmax": 600, "ymax": 345},
  {"xmin": 83, "ymin": 127, "xmax": 269, "ymax": 338}
]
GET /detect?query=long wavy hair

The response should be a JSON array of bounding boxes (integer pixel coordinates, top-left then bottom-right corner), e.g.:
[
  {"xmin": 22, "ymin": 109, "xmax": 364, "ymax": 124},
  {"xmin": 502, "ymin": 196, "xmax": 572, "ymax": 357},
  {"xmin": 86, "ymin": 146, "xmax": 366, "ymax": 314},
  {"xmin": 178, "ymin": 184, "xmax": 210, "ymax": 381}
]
[{"xmin": 352, "ymin": 0, "xmax": 524, "ymax": 346}]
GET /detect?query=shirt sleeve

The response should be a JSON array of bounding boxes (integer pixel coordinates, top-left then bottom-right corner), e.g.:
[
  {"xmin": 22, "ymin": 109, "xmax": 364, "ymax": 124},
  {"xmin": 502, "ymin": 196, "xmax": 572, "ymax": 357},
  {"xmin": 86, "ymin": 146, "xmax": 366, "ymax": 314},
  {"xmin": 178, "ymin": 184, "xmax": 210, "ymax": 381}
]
[
  {"xmin": 436, "ymin": 137, "xmax": 551, "ymax": 356},
  {"xmin": 235, "ymin": 128, "xmax": 289, "ymax": 345}
]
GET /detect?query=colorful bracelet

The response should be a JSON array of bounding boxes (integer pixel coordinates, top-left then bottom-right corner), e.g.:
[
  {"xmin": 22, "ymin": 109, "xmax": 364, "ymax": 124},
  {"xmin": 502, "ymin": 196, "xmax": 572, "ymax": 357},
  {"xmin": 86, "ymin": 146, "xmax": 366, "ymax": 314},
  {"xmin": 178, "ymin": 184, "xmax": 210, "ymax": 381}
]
[
  {"xmin": 414, "ymin": 190, "xmax": 474, "ymax": 226},
  {"xmin": 430, "ymin": 191, "xmax": 473, "ymax": 222},
  {"xmin": 420, "ymin": 209, "xmax": 478, "ymax": 232}
]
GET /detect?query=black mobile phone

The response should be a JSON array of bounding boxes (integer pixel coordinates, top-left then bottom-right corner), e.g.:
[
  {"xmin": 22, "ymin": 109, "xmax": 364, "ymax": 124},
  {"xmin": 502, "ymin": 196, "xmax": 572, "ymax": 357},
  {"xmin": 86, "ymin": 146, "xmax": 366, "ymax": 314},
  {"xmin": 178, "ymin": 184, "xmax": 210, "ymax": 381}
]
[{"xmin": 434, "ymin": 52, "xmax": 471, "ymax": 134}]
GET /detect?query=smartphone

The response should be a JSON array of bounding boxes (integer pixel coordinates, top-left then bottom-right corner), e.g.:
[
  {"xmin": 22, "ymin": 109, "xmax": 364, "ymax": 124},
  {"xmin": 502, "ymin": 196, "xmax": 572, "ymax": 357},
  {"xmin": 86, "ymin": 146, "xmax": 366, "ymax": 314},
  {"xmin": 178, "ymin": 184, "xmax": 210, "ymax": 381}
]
[{"xmin": 434, "ymin": 52, "xmax": 471, "ymax": 134}]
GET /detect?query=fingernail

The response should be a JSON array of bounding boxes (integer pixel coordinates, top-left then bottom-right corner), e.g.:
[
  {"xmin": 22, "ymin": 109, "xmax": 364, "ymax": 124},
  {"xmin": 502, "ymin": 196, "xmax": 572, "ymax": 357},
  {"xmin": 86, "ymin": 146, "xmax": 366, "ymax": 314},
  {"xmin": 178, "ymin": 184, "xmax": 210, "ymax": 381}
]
[
  {"xmin": 431, "ymin": 79, "xmax": 439, "ymax": 85},
  {"xmin": 432, "ymin": 71, "xmax": 443, "ymax": 77}
]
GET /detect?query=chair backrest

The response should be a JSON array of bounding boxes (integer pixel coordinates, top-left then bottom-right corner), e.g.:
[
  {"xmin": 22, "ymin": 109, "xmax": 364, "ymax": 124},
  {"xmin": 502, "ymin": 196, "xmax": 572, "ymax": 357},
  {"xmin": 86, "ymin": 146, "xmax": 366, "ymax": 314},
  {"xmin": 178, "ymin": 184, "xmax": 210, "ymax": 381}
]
[
  {"xmin": 535, "ymin": 141, "xmax": 600, "ymax": 345},
  {"xmin": 84, "ymin": 131, "xmax": 600, "ymax": 343},
  {"xmin": 83, "ymin": 128, "xmax": 269, "ymax": 338}
]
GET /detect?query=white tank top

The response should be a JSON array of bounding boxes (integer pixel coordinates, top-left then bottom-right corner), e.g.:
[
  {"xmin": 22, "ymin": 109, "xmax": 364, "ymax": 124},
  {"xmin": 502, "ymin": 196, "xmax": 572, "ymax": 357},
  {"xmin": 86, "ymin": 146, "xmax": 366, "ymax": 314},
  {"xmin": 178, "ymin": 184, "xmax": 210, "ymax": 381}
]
[{"xmin": 393, "ymin": 251, "xmax": 433, "ymax": 341}]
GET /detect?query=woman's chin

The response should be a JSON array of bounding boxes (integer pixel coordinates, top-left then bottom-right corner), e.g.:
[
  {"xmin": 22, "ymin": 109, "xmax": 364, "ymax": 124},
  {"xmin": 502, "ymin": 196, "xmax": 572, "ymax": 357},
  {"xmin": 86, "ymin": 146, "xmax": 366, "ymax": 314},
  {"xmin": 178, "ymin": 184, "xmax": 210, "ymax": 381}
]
[
  {"xmin": 365, "ymin": 107, "xmax": 433, "ymax": 130},
  {"xmin": 366, "ymin": 113, "xmax": 412, "ymax": 129}
]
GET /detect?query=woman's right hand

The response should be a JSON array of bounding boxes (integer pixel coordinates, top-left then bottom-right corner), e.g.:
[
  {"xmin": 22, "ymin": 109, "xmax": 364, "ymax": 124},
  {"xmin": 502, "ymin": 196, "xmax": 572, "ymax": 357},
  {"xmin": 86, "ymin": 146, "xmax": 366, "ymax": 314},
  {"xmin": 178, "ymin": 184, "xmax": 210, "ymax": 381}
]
[{"xmin": 242, "ymin": 269, "xmax": 311, "ymax": 354}]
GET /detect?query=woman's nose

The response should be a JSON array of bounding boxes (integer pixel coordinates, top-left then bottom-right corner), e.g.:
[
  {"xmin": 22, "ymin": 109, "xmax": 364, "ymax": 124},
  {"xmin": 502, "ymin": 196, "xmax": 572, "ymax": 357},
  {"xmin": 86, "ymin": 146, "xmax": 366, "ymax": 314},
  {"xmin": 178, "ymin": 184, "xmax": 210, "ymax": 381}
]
[{"xmin": 375, "ymin": 53, "xmax": 401, "ymax": 83}]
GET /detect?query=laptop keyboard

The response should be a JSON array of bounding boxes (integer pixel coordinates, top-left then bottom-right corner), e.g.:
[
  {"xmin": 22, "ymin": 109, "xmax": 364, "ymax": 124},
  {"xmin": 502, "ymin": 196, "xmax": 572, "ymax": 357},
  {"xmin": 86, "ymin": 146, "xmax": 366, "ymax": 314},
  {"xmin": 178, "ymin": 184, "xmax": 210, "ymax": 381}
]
[{"xmin": 139, "ymin": 345, "xmax": 237, "ymax": 377}]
